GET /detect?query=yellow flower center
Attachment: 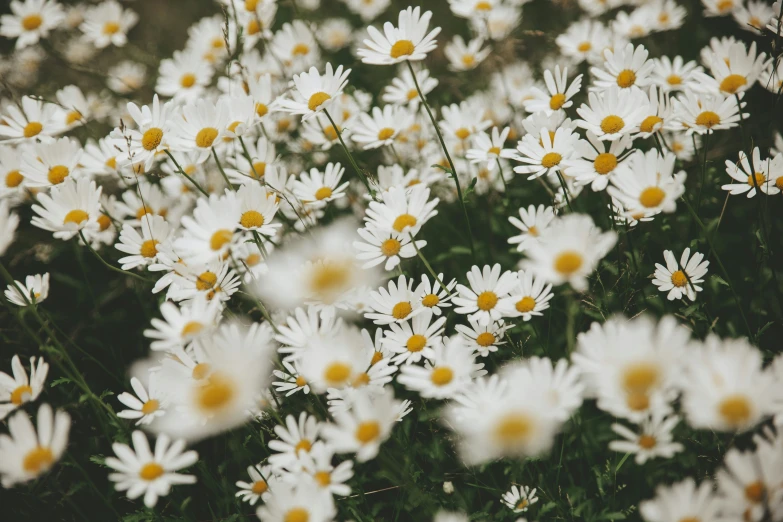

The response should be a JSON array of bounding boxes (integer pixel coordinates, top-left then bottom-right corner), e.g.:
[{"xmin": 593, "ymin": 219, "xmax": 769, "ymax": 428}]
[
  {"xmin": 488, "ymin": 146, "xmax": 501, "ymax": 156},
  {"xmin": 142, "ymin": 128, "xmax": 164, "ymax": 151},
  {"xmin": 324, "ymin": 362, "xmax": 352, "ymax": 385},
  {"xmin": 516, "ymin": 499, "xmax": 529, "ymax": 510},
  {"xmin": 747, "ymin": 172, "xmax": 765, "ymax": 186},
  {"xmin": 377, "ymin": 127, "xmax": 395, "ymax": 141},
  {"xmin": 407, "ymin": 89, "xmax": 418, "ymax": 101},
  {"xmin": 47, "ymin": 165, "xmax": 69, "ymax": 185},
  {"xmin": 63, "ymin": 209, "xmax": 89, "ymax": 225},
  {"xmin": 616, "ymin": 69, "xmax": 637, "ymax": 88},
  {"xmin": 593, "ymin": 153, "xmax": 617, "ymax": 175},
  {"xmin": 103, "ymin": 21, "xmax": 120, "ymax": 35},
  {"xmin": 247, "ymin": 19, "xmax": 261, "ymax": 35},
  {"xmin": 6, "ymin": 170, "xmax": 24, "ymax": 187},
  {"xmin": 695, "ymin": 111, "xmax": 720, "ymax": 128},
  {"xmin": 196, "ymin": 372, "xmax": 236, "ymax": 412},
  {"xmin": 431, "ymin": 367, "xmax": 454, "ymax": 386},
  {"xmin": 139, "ymin": 239, "xmax": 159, "ymax": 258},
  {"xmin": 23, "ymin": 446, "xmax": 53, "ymax": 473},
  {"xmin": 600, "ymin": 115, "xmax": 625, "ymax": 134},
  {"xmin": 251, "ymin": 480, "xmax": 268, "ymax": 495},
  {"xmin": 476, "ymin": 291, "xmax": 498, "ymax": 311},
  {"xmin": 240, "ymin": 210, "xmax": 265, "ymax": 228},
  {"xmin": 639, "ymin": 186, "xmax": 666, "ymax": 208},
  {"xmin": 667, "ymin": 74, "xmax": 682, "ymax": 86},
  {"xmin": 455, "ymin": 127, "xmax": 471, "ymax": 140},
  {"xmin": 406, "ymin": 334, "xmax": 427, "ymax": 352},
  {"xmin": 627, "ymin": 393, "xmax": 650, "ymax": 411},
  {"xmin": 671, "ymin": 270, "xmax": 688, "ymax": 287},
  {"xmin": 515, "ymin": 296, "xmax": 536, "ymax": 313},
  {"xmin": 622, "ymin": 363, "xmax": 659, "ymax": 396},
  {"xmin": 421, "ymin": 293, "xmax": 440, "ymax": 307},
  {"xmin": 639, "ymin": 115, "xmax": 663, "ymax": 134},
  {"xmin": 638, "ymin": 435, "xmax": 657, "ymax": 449},
  {"xmin": 381, "ymin": 238, "xmax": 401, "ymax": 256},
  {"xmin": 776, "ymin": 177, "xmax": 783, "ymax": 190},
  {"xmin": 718, "ymin": 394, "xmax": 751, "ymax": 427},
  {"xmin": 554, "ymin": 251, "xmax": 583, "ymax": 275},
  {"xmin": 295, "ymin": 375, "xmax": 307, "ymax": 387},
  {"xmin": 390, "ymin": 40, "xmax": 415, "ymax": 59},
  {"xmin": 549, "ymin": 93, "xmax": 567, "ymax": 111},
  {"xmin": 719, "ymin": 74, "xmax": 746, "ymax": 94},
  {"xmin": 195, "ymin": 127, "xmax": 219, "ymax": 148},
  {"xmin": 180, "ymin": 73, "xmax": 196, "ymax": 88},
  {"xmin": 323, "ymin": 125, "xmax": 339, "ymax": 141},
  {"xmin": 192, "ymin": 362, "xmax": 211, "ymax": 380},
  {"xmin": 577, "ymin": 41, "xmax": 592, "ymax": 52},
  {"xmin": 313, "ymin": 470, "xmax": 332, "ymax": 487},
  {"xmin": 245, "ymin": 253, "xmax": 261, "ymax": 266},
  {"xmin": 462, "ymin": 54, "xmax": 476, "ymax": 67},
  {"xmin": 745, "ymin": 481, "xmax": 765, "ymax": 503},
  {"xmin": 392, "ymin": 301, "xmax": 413, "ymax": 320},
  {"xmin": 541, "ymin": 152, "xmax": 562, "ymax": 168},
  {"xmin": 24, "ymin": 121, "xmax": 43, "ymax": 138},
  {"xmin": 195, "ymin": 271, "xmax": 218, "ymax": 291},
  {"xmin": 355, "ymin": 421, "xmax": 381, "ymax": 443},
  {"xmin": 295, "ymin": 439, "xmax": 312, "ymax": 453},
  {"xmin": 139, "ymin": 462, "xmax": 165, "ymax": 481},
  {"xmin": 255, "ymin": 102, "xmax": 269, "ymax": 117},
  {"xmin": 308, "ymin": 260, "xmax": 350, "ymax": 299},
  {"xmin": 528, "ymin": 226, "xmax": 539, "ymax": 236},
  {"xmin": 141, "ymin": 399, "xmax": 159, "ymax": 414},
  {"xmin": 292, "ymin": 43, "xmax": 310, "ymax": 56},
  {"xmin": 475, "ymin": 332, "xmax": 495, "ymax": 347},
  {"xmin": 181, "ymin": 321, "xmax": 203, "ymax": 337},
  {"xmin": 392, "ymin": 213, "xmax": 417, "ymax": 232},
  {"xmin": 10, "ymin": 384, "xmax": 33, "ymax": 405},
  {"xmin": 65, "ymin": 110, "xmax": 82, "ymax": 125},
  {"xmin": 716, "ymin": 0, "xmax": 733, "ymax": 12},
  {"xmin": 209, "ymin": 229, "xmax": 233, "ymax": 250},
  {"xmin": 284, "ymin": 508, "xmax": 309, "ymax": 522},
  {"xmin": 22, "ymin": 14, "xmax": 43, "ymax": 30},
  {"xmin": 315, "ymin": 187, "xmax": 333, "ymax": 200},
  {"xmin": 493, "ymin": 413, "xmax": 532, "ymax": 445},
  {"xmin": 307, "ymin": 92, "xmax": 331, "ymax": 112},
  {"xmin": 248, "ymin": 161, "xmax": 266, "ymax": 178},
  {"xmin": 476, "ymin": 0, "xmax": 492, "ymax": 9}
]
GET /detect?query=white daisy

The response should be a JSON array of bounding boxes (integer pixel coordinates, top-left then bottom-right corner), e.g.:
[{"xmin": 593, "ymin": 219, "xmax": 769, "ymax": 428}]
[
  {"xmin": 454, "ymin": 317, "xmax": 510, "ymax": 357},
  {"xmin": 453, "ymin": 264, "xmax": 519, "ymax": 326},
  {"xmin": 609, "ymin": 414, "xmax": 684, "ymax": 464},
  {"xmin": 591, "ymin": 42, "xmax": 655, "ymax": 91},
  {"xmin": 722, "ymin": 147, "xmax": 771, "ymax": 197},
  {"xmin": 501, "ymin": 484, "xmax": 539, "ymax": 513},
  {"xmin": 275, "ymin": 63, "xmax": 351, "ymax": 121},
  {"xmin": 640, "ymin": 478, "xmax": 721, "ymax": 522},
  {"xmin": 268, "ymin": 412, "xmax": 322, "ymax": 469},
  {"xmin": 652, "ymin": 248, "xmax": 710, "ymax": 301},
  {"xmin": 0, "ymin": 0, "xmax": 64, "ymax": 49},
  {"xmin": 272, "ymin": 360, "xmax": 310, "ymax": 397},
  {"xmin": 358, "ymin": 6, "xmax": 441, "ymax": 66},
  {"xmin": 382, "ymin": 66, "xmax": 439, "ymax": 109},
  {"xmin": 444, "ymin": 35, "xmax": 491, "ymax": 72},
  {"xmin": 143, "ymin": 297, "xmax": 222, "ymax": 353},
  {"xmin": 414, "ymin": 273, "xmax": 457, "ymax": 316},
  {"xmin": 575, "ymin": 86, "xmax": 647, "ymax": 141},
  {"xmin": 0, "ymin": 355, "xmax": 48, "ymax": 420},
  {"xmin": 351, "ymin": 105, "xmax": 415, "ymax": 150},
  {"xmin": 508, "ymin": 126, "xmax": 579, "ymax": 180},
  {"xmin": 4, "ymin": 273, "xmax": 49, "ymax": 307},
  {"xmin": 78, "ymin": 0, "xmax": 137, "ymax": 48},
  {"xmin": 117, "ymin": 376, "xmax": 166, "ymax": 426},
  {"xmin": 235, "ymin": 463, "xmax": 277, "ymax": 506},
  {"xmin": 292, "ymin": 162, "xmax": 349, "ymax": 206},
  {"xmin": 397, "ymin": 336, "xmax": 483, "ymax": 399},
  {"xmin": 607, "ymin": 149, "xmax": 686, "ymax": 220},
  {"xmin": 354, "ymin": 225, "xmax": 426, "ymax": 271},
  {"xmin": 498, "ymin": 269, "xmax": 554, "ymax": 321},
  {"xmin": 524, "ymin": 66, "xmax": 583, "ymax": 114},
  {"xmin": 21, "ymin": 137, "xmax": 83, "ymax": 188},
  {"xmin": 31, "ymin": 177, "xmax": 102, "ymax": 241},
  {"xmin": 508, "ymin": 204, "xmax": 556, "ymax": 254}
]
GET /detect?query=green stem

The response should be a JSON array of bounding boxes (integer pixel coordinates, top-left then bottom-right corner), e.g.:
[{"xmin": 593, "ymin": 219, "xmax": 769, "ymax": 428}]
[
  {"xmin": 323, "ymin": 109, "xmax": 372, "ymax": 193},
  {"xmin": 212, "ymin": 146, "xmax": 233, "ymax": 188},
  {"xmin": 78, "ymin": 231, "xmax": 150, "ymax": 282},
  {"xmin": 409, "ymin": 233, "xmax": 454, "ymax": 298},
  {"xmin": 164, "ymin": 150, "xmax": 209, "ymax": 197},
  {"xmin": 555, "ymin": 172, "xmax": 574, "ymax": 212}
]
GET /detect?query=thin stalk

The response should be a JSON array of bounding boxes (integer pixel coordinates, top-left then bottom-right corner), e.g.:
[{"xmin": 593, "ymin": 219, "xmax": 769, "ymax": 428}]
[
  {"xmin": 164, "ymin": 150, "xmax": 209, "ymax": 196},
  {"xmin": 212, "ymin": 146, "xmax": 233, "ymax": 188},
  {"xmin": 409, "ymin": 233, "xmax": 454, "ymax": 298},
  {"xmin": 78, "ymin": 231, "xmax": 149, "ymax": 282},
  {"xmin": 555, "ymin": 172, "xmax": 574, "ymax": 212},
  {"xmin": 696, "ymin": 131, "xmax": 710, "ymax": 214},
  {"xmin": 323, "ymin": 109, "xmax": 372, "ymax": 193},
  {"xmin": 496, "ymin": 158, "xmax": 509, "ymax": 193}
]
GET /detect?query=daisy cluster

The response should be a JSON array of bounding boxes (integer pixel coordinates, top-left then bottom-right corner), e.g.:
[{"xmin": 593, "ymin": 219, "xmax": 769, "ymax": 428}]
[{"xmin": 0, "ymin": 0, "xmax": 782, "ymax": 520}]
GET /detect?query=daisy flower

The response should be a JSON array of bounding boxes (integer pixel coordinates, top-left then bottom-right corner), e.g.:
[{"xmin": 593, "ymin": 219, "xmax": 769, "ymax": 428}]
[
  {"xmin": 521, "ymin": 213, "xmax": 617, "ymax": 291},
  {"xmin": 79, "ymin": 0, "xmax": 137, "ymax": 48},
  {"xmin": 444, "ymin": 35, "xmax": 490, "ymax": 72},
  {"xmin": 110, "ymin": 95, "xmax": 177, "ymax": 171},
  {"xmin": 382, "ymin": 66, "xmax": 439, "ymax": 109},
  {"xmin": 358, "ymin": 6, "xmax": 441, "ymax": 66},
  {"xmin": 171, "ymin": 99, "xmax": 230, "ymax": 163},
  {"xmin": 351, "ymin": 105, "xmax": 414, "ymax": 150},
  {"xmin": 498, "ymin": 269, "xmax": 554, "ymax": 321},
  {"xmin": 716, "ymin": 440, "xmax": 783, "ymax": 522},
  {"xmin": 702, "ymin": 0, "xmax": 740, "ymax": 16},
  {"xmin": 501, "ymin": 358, "xmax": 584, "ymax": 421},
  {"xmin": 354, "ymin": 226, "xmax": 426, "ymax": 271},
  {"xmin": 292, "ymin": 162, "xmax": 349, "ymax": 206},
  {"xmin": 696, "ymin": 40, "xmax": 769, "ymax": 95},
  {"xmin": 733, "ymin": 0, "xmax": 775, "ymax": 32},
  {"xmin": 382, "ymin": 308, "xmax": 446, "ymax": 365},
  {"xmin": 256, "ymin": 480, "xmax": 336, "ymax": 522},
  {"xmin": 563, "ymin": 132, "xmax": 633, "ymax": 191},
  {"xmin": 650, "ymin": 55, "xmax": 704, "ymax": 92},
  {"xmin": 508, "ymin": 204, "xmax": 556, "ymax": 253},
  {"xmin": 236, "ymin": 183, "xmax": 281, "ymax": 235},
  {"xmin": 298, "ymin": 441, "xmax": 354, "ymax": 497},
  {"xmin": 0, "ymin": 201, "xmax": 20, "ymax": 256},
  {"xmin": 168, "ymin": 260, "xmax": 241, "ymax": 305},
  {"xmin": 106, "ymin": 431, "xmax": 197, "ymax": 508},
  {"xmin": 454, "ymin": 317, "xmax": 510, "ymax": 357},
  {"xmin": 672, "ymin": 90, "xmax": 746, "ymax": 134},
  {"xmin": 155, "ymin": 49, "xmax": 214, "ymax": 101},
  {"xmin": 235, "ymin": 464, "xmax": 277, "ymax": 506},
  {"xmin": 0, "ymin": 0, "xmax": 64, "ymax": 49},
  {"xmin": 449, "ymin": 0, "xmax": 501, "ymax": 19},
  {"xmin": 344, "ymin": 0, "xmax": 391, "ymax": 21},
  {"xmin": 466, "ymin": 127, "xmax": 512, "ymax": 171},
  {"xmin": 722, "ymin": 147, "xmax": 771, "ymax": 197},
  {"xmin": 652, "ymin": 248, "xmax": 709, "ymax": 301},
  {"xmin": 275, "ymin": 63, "xmax": 351, "ymax": 121},
  {"xmin": 0, "ymin": 403, "xmax": 70, "ymax": 487},
  {"xmin": 556, "ymin": 19, "xmax": 613, "ymax": 64},
  {"xmin": 524, "ymin": 66, "xmax": 584, "ymax": 114},
  {"xmin": 116, "ymin": 376, "xmax": 165, "ymax": 426},
  {"xmin": 316, "ymin": 18, "xmax": 353, "ymax": 51},
  {"xmin": 0, "ymin": 355, "xmax": 48, "ymax": 420},
  {"xmin": 473, "ymin": 4, "xmax": 522, "ymax": 40},
  {"xmin": 414, "ymin": 273, "xmax": 457, "ymax": 316},
  {"xmin": 107, "ymin": 60, "xmax": 147, "ymax": 94},
  {"xmin": 664, "ymin": 131, "xmax": 698, "ymax": 162},
  {"xmin": 575, "ymin": 86, "xmax": 647, "ymax": 141},
  {"xmin": 501, "ymin": 485, "xmax": 539, "ymax": 513},
  {"xmin": 397, "ymin": 336, "xmax": 482, "ymax": 399},
  {"xmin": 21, "ymin": 137, "xmax": 83, "ymax": 188},
  {"xmin": 268, "ymin": 412, "xmax": 322, "ymax": 469},
  {"xmin": 275, "ymin": 306, "xmax": 344, "ymax": 359},
  {"xmin": 640, "ymin": 478, "xmax": 721, "ymax": 522},
  {"xmin": 453, "ymin": 264, "xmax": 519, "ymax": 326},
  {"xmin": 365, "ymin": 274, "xmax": 425, "ymax": 325},
  {"xmin": 439, "ymin": 100, "xmax": 492, "ymax": 144},
  {"xmin": 591, "ymin": 42, "xmax": 654, "ymax": 91},
  {"xmin": 176, "ymin": 192, "xmax": 242, "ymax": 263},
  {"xmin": 764, "ymin": 153, "xmax": 783, "ymax": 195},
  {"xmin": 31, "ymin": 177, "xmax": 102, "ymax": 241},
  {"xmin": 226, "ymin": 135, "xmax": 278, "ymax": 185},
  {"xmin": 272, "ymin": 360, "xmax": 310, "ymax": 397},
  {"xmin": 609, "ymin": 414, "xmax": 684, "ymax": 464},
  {"xmin": 115, "ymin": 215, "xmax": 171, "ymax": 270},
  {"xmin": 608, "ymin": 149, "xmax": 686, "ymax": 220},
  {"xmin": 270, "ymin": 20, "xmax": 320, "ymax": 72},
  {"xmin": 364, "ymin": 184, "xmax": 439, "ymax": 236},
  {"xmin": 4, "ymin": 273, "xmax": 49, "ymax": 307},
  {"xmin": 508, "ymin": 127, "xmax": 579, "ymax": 180},
  {"xmin": 296, "ymin": 325, "xmax": 370, "ymax": 393},
  {"xmin": 143, "ymin": 298, "xmax": 221, "ymax": 353}
]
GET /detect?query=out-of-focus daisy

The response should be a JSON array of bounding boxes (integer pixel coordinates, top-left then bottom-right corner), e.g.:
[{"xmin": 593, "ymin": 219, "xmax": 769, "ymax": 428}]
[
  {"xmin": 673, "ymin": 91, "xmax": 745, "ymax": 134},
  {"xmin": 143, "ymin": 298, "xmax": 221, "ymax": 353},
  {"xmin": 115, "ymin": 215, "xmax": 171, "ymax": 270},
  {"xmin": 501, "ymin": 484, "xmax": 539, "ymax": 513},
  {"xmin": 650, "ymin": 55, "xmax": 703, "ymax": 92},
  {"xmin": 292, "ymin": 162, "xmax": 349, "ymax": 207},
  {"xmin": 0, "ymin": 96, "xmax": 61, "ymax": 145},
  {"xmin": 270, "ymin": 20, "xmax": 320, "ymax": 72},
  {"xmin": 733, "ymin": 0, "xmax": 775, "ymax": 32},
  {"xmin": 764, "ymin": 153, "xmax": 783, "ymax": 195},
  {"xmin": 117, "ymin": 376, "xmax": 165, "ymax": 426},
  {"xmin": 609, "ymin": 414, "xmax": 684, "ymax": 464},
  {"xmin": 716, "ymin": 438, "xmax": 783, "ymax": 522},
  {"xmin": 382, "ymin": 66, "xmax": 438, "ymax": 109},
  {"xmin": 0, "ymin": 201, "xmax": 20, "ymax": 256},
  {"xmin": 640, "ymin": 478, "xmax": 721, "ymax": 522},
  {"xmin": 702, "ymin": 0, "xmax": 740, "ymax": 17},
  {"xmin": 453, "ymin": 264, "xmax": 518, "ymax": 326},
  {"xmin": 106, "ymin": 431, "xmax": 198, "ymax": 508},
  {"xmin": 21, "ymin": 137, "xmax": 83, "ymax": 188},
  {"xmin": 316, "ymin": 18, "xmax": 353, "ymax": 51},
  {"xmin": 508, "ymin": 204, "xmax": 556, "ymax": 253},
  {"xmin": 235, "ymin": 464, "xmax": 277, "ymax": 506},
  {"xmin": 444, "ymin": 35, "xmax": 490, "ymax": 72},
  {"xmin": 722, "ymin": 147, "xmax": 772, "ymax": 198},
  {"xmin": 575, "ymin": 86, "xmax": 647, "ymax": 141},
  {"xmin": 524, "ymin": 66, "xmax": 583, "ymax": 114},
  {"xmin": 351, "ymin": 105, "xmax": 414, "ymax": 150},
  {"xmin": 397, "ymin": 336, "xmax": 483, "ymax": 399},
  {"xmin": 652, "ymin": 248, "xmax": 709, "ymax": 301},
  {"xmin": 440, "ymin": 100, "xmax": 492, "ymax": 144},
  {"xmin": 79, "ymin": 0, "xmax": 137, "ymax": 48},
  {"xmin": 31, "ymin": 178, "xmax": 102, "ymax": 241},
  {"xmin": 556, "ymin": 19, "xmax": 613, "ymax": 64},
  {"xmin": 358, "ymin": 6, "xmax": 441, "ymax": 66},
  {"xmin": 272, "ymin": 360, "xmax": 310, "ymax": 397},
  {"xmin": 608, "ymin": 149, "xmax": 686, "ymax": 220},
  {"xmin": 4, "ymin": 273, "xmax": 49, "ymax": 307},
  {"xmin": 0, "ymin": 0, "xmax": 64, "ymax": 49},
  {"xmin": 498, "ymin": 269, "xmax": 554, "ymax": 321},
  {"xmin": 454, "ymin": 317, "xmax": 510, "ymax": 357},
  {"xmin": 256, "ymin": 480, "xmax": 336, "ymax": 522},
  {"xmin": 107, "ymin": 61, "xmax": 147, "ymax": 94},
  {"xmin": 0, "ymin": 355, "xmax": 48, "ymax": 420},
  {"xmin": 696, "ymin": 40, "xmax": 769, "ymax": 95},
  {"xmin": 298, "ymin": 441, "xmax": 354, "ymax": 497},
  {"xmin": 354, "ymin": 226, "xmax": 426, "ymax": 271},
  {"xmin": 466, "ymin": 127, "xmax": 512, "ymax": 171},
  {"xmin": 365, "ymin": 184, "xmax": 439, "ymax": 236},
  {"xmin": 155, "ymin": 49, "xmax": 214, "ymax": 101}
]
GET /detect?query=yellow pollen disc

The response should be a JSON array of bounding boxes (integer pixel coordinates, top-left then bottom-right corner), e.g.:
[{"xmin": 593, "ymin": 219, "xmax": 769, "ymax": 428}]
[
  {"xmin": 528, "ymin": 226, "xmax": 539, "ymax": 236},
  {"xmin": 141, "ymin": 399, "xmax": 159, "ymax": 414},
  {"xmin": 209, "ymin": 229, "xmax": 233, "ymax": 250},
  {"xmin": 292, "ymin": 43, "xmax": 310, "ymax": 56},
  {"xmin": 307, "ymin": 92, "xmax": 331, "ymax": 112},
  {"xmin": 462, "ymin": 54, "xmax": 476, "ymax": 67},
  {"xmin": 240, "ymin": 210, "xmax": 265, "ymax": 228},
  {"xmin": 640, "ymin": 115, "xmax": 663, "ymax": 134},
  {"xmin": 22, "ymin": 13, "xmax": 43, "ymax": 31},
  {"xmin": 192, "ymin": 362, "xmax": 211, "ymax": 380},
  {"xmin": 695, "ymin": 111, "xmax": 720, "ymax": 128},
  {"xmin": 292, "ymin": 374, "xmax": 306, "ymax": 387},
  {"xmin": 23, "ymin": 446, "xmax": 53, "ymax": 473},
  {"xmin": 406, "ymin": 334, "xmax": 427, "ymax": 352},
  {"xmin": 716, "ymin": 0, "xmax": 733, "ymax": 11},
  {"xmin": 63, "ymin": 209, "xmax": 89, "ymax": 225},
  {"xmin": 477, "ymin": 291, "xmax": 498, "ymax": 311},
  {"xmin": 135, "ymin": 206, "xmax": 153, "ymax": 220},
  {"xmin": 381, "ymin": 238, "xmax": 401, "ymax": 257},
  {"xmin": 476, "ymin": 332, "xmax": 495, "ymax": 347},
  {"xmin": 494, "ymin": 413, "xmax": 532, "ymax": 445},
  {"xmin": 639, "ymin": 186, "xmax": 666, "ymax": 208},
  {"xmin": 667, "ymin": 74, "xmax": 682, "ymax": 86},
  {"xmin": 142, "ymin": 127, "xmax": 163, "ymax": 151},
  {"xmin": 392, "ymin": 301, "xmax": 413, "ymax": 320},
  {"xmin": 65, "ymin": 110, "xmax": 82, "ymax": 125},
  {"xmin": 103, "ymin": 21, "xmax": 120, "ymax": 35},
  {"xmin": 313, "ymin": 470, "xmax": 332, "ymax": 487},
  {"xmin": 622, "ymin": 363, "xmax": 659, "ymax": 394},
  {"xmin": 637, "ymin": 434, "xmax": 657, "ymax": 449},
  {"xmin": 626, "ymin": 393, "xmax": 650, "ymax": 411},
  {"xmin": 10, "ymin": 384, "xmax": 33, "ymax": 405},
  {"xmin": 747, "ymin": 172, "xmax": 765, "ymax": 186},
  {"xmin": 105, "ymin": 157, "xmax": 117, "ymax": 169},
  {"xmin": 745, "ymin": 481, "xmax": 765, "ymax": 503},
  {"xmin": 5, "ymin": 170, "xmax": 23, "ymax": 187},
  {"xmin": 672, "ymin": 142, "xmax": 684, "ymax": 152},
  {"xmin": 251, "ymin": 480, "xmax": 268, "ymax": 495},
  {"xmin": 431, "ymin": 367, "xmax": 454, "ymax": 386},
  {"xmin": 515, "ymin": 296, "xmax": 536, "ymax": 313},
  {"xmin": 407, "ymin": 89, "xmax": 418, "ymax": 101},
  {"xmin": 324, "ymin": 362, "xmax": 352, "ymax": 385},
  {"xmin": 249, "ymin": 162, "xmax": 266, "ymax": 178},
  {"xmin": 284, "ymin": 508, "xmax": 309, "ymax": 522},
  {"xmin": 421, "ymin": 294, "xmax": 439, "ymax": 308},
  {"xmin": 195, "ymin": 271, "xmax": 218, "ymax": 291},
  {"xmin": 247, "ymin": 19, "xmax": 261, "ymax": 35},
  {"xmin": 180, "ymin": 73, "xmax": 196, "ymax": 88},
  {"xmin": 390, "ymin": 39, "xmax": 415, "ymax": 59},
  {"xmin": 138, "ymin": 239, "xmax": 158, "ymax": 258},
  {"xmin": 616, "ymin": 69, "xmax": 637, "ymax": 88},
  {"xmin": 181, "ymin": 321, "xmax": 203, "ymax": 338},
  {"xmin": 309, "ymin": 261, "xmax": 350, "ymax": 297},
  {"xmin": 600, "ymin": 115, "xmax": 625, "ymax": 134},
  {"xmin": 718, "ymin": 394, "xmax": 751, "ymax": 427},
  {"xmin": 370, "ymin": 351, "xmax": 384, "ymax": 367},
  {"xmin": 475, "ymin": 0, "xmax": 492, "ymax": 9},
  {"xmin": 322, "ymin": 125, "xmax": 338, "ymax": 141},
  {"xmin": 554, "ymin": 251, "xmax": 583, "ymax": 275},
  {"xmin": 245, "ymin": 253, "xmax": 261, "ymax": 266},
  {"xmin": 455, "ymin": 127, "xmax": 471, "ymax": 140},
  {"xmin": 719, "ymin": 74, "xmax": 747, "ymax": 94},
  {"xmin": 295, "ymin": 439, "xmax": 312, "ymax": 453},
  {"xmin": 315, "ymin": 187, "xmax": 333, "ymax": 200},
  {"xmin": 549, "ymin": 93, "xmax": 567, "ymax": 111},
  {"xmin": 516, "ymin": 499, "xmax": 529, "ymax": 510},
  {"xmin": 577, "ymin": 41, "xmax": 592, "ymax": 52},
  {"xmin": 776, "ymin": 178, "xmax": 783, "ymax": 190},
  {"xmin": 392, "ymin": 213, "xmax": 417, "ymax": 232},
  {"xmin": 541, "ymin": 152, "xmax": 562, "ymax": 168},
  {"xmin": 671, "ymin": 270, "xmax": 688, "ymax": 287},
  {"xmin": 139, "ymin": 462, "xmax": 164, "ymax": 481},
  {"xmin": 377, "ymin": 127, "xmax": 395, "ymax": 141},
  {"xmin": 255, "ymin": 102, "xmax": 269, "ymax": 117},
  {"xmin": 194, "ymin": 127, "xmax": 218, "ymax": 148},
  {"xmin": 47, "ymin": 165, "xmax": 70, "ymax": 185},
  {"xmin": 488, "ymin": 146, "xmax": 501, "ymax": 156},
  {"xmin": 594, "ymin": 153, "xmax": 617, "ymax": 175},
  {"xmin": 196, "ymin": 372, "xmax": 235, "ymax": 411},
  {"xmin": 355, "ymin": 421, "xmax": 381, "ymax": 443}
]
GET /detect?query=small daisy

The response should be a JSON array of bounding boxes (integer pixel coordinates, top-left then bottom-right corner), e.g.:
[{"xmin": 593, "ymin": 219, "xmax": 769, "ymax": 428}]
[
  {"xmin": 316, "ymin": 18, "xmax": 353, "ymax": 51},
  {"xmin": 501, "ymin": 485, "xmax": 539, "ymax": 513},
  {"xmin": 168, "ymin": 261, "xmax": 241, "ymax": 305},
  {"xmin": 702, "ymin": 0, "xmax": 740, "ymax": 16},
  {"xmin": 650, "ymin": 55, "xmax": 704, "ymax": 92},
  {"xmin": 440, "ymin": 100, "xmax": 492, "ymax": 144},
  {"xmin": 562, "ymin": 132, "xmax": 633, "ymax": 191},
  {"xmin": 508, "ymin": 204, "xmax": 556, "ymax": 253},
  {"xmin": 672, "ymin": 90, "xmax": 745, "ymax": 134},
  {"xmin": 365, "ymin": 275, "xmax": 425, "ymax": 325},
  {"xmin": 509, "ymin": 127, "xmax": 579, "ymax": 180},
  {"xmin": 171, "ymin": 99, "xmax": 230, "ymax": 163},
  {"xmin": 226, "ymin": 136, "xmax": 278, "ymax": 185},
  {"xmin": 652, "ymin": 248, "xmax": 710, "ymax": 301},
  {"xmin": 733, "ymin": 0, "xmax": 775, "ymax": 32},
  {"xmin": 272, "ymin": 360, "xmax": 310, "ymax": 397},
  {"xmin": 382, "ymin": 308, "xmax": 446, "ymax": 365},
  {"xmin": 143, "ymin": 298, "xmax": 221, "ymax": 353},
  {"xmin": 351, "ymin": 105, "xmax": 415, "ymax": 150},
  {"xmin": 297, "ymin": 441, "xmax": 354, "ymax": 497},
  {"xmin": 21, "ymin": 137, "xmax": 83, "ymax": 188},
  {"xmin": 255, "ymin": 480, "xmax": 336, "ymax": 522},
  {"xmin": 382, "ymin": 67, "xmax": 439, "ymax": 109},
  {"xmin": 236, "ymin": 183, "xmax": 281, "ymax": 235},
  {"xmin": 591, "ymin": 42, "xmax": 655, "ymax": 91},
  {"xmin": 106, "ymin": 430, "xmax": 198, "ymax": 508},
  {"xmin": 641, "ymin": 478, "xmax": 721, "ymax": 522},
  {"xmin": 358, "ymin": 6, "xmax": 441, "ymax": 66},
  {"xmin": 107, "ymin": 61, "xmax": 147, "ymax": 94},
  {"xmin": 235, "ymin": 464, "xmax": 277, "ymax": 506},
  {"xmin": 696, "ymin": 40, "xmax": 769, "ymax": 95},
  {"xmin": 270, "ymin": 20, "xmax": 320, "ymax": 72},
  {"xmin": 524, "ymin": 66, "xmax": 584, "ymax": 114},
  {"xmin": 31, "ymin": 177, "xmax": 102, "ymax": 241},
  {"xmin": 609, "ymin": 414, "xmax": 684, "ymax": 465},
  {"xmin": 722, "ymin": 147, "xmax": 772, "ymax": 197},
  {"xmin": 454, "ymin": 317, "xmax": 510, "ymax": 357},
  {"xmin": 354, "ymin": 226, "xmax": 426, "ymax": 271},
  {"xmin": 607, "ymin": 149, "xmax": 686, "ymax": 220},
  {"xmin": 275, "ymin": 63, "xmax": 351, "ymax": 121},
  {"xmin": 0, "ymin": 403, "xmax": 70, "ymax": 487},
  {"xmin": 4, "ymin": 273, "xmax": 49, "ymax": 307},
  {"xmin": 498, "ymin": 269, "xmax": 554, "ymax": 321},
  {"xmin": 79, "ymin": 0, "xmax": 137, "ymax": 48},
  {"xmin": 117, "ymin": 376, "xmax": 165, "ymax": 426},
  {"xmin": 364, "ymin": 184, "xmax": 439, "ymax": 237},
  {"xmin": 109, "ymin": 95, "xmax": 177, "ymax": 171},
  {"xmin": 414, "ymin": 273, "xmax": 457, "ymax": 316},
  {"xmin": 397, "ymin": 336, "xmax": 482, "ymax": 399},
  {"xmin": 466, "ymin": 127, "xmax": 512, "ymax": 171},
  {"xmin": 444, "ymin": 35, "xmax": 491, "ymax": 72},
  {"xmin": 453, "ymin": 264, "xmax": 519, "ymax": 326},
  {"xmin": 575, "ymin": 86, "xmax": 647, "ymax": 141},
  {"xmin": 555, "ymin": 19, "xmax": 613, "ymax": 64},
  {"xmin": 115, "ymin": 215, "xmax": 171, "ymax": 270},
  {"xmin": 292, "ymin": 162, "xmax": 349, "ymax": 206},
  {"xmin": 268, "ymin": 412, "xmax": 322, "ymax": 469},
  {"xmin": 0, "ymin": 355, "xmax": 48, "ymax": 420},
  {"xmin": 155, "ymin": 49, "xmax": 214, "ymax": 101},
  {"xmin": 0, "ymin": 0, "xmax": 64, "ymax": 50}
]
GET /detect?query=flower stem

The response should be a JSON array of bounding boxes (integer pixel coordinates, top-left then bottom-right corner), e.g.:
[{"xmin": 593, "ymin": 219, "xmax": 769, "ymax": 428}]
[
  {"xmin": 78, "ymin": 231, "xmax": 150, "ymax": 282},
  {"xmin": 164, "ymin": 150, "xmax": 209, "ymax": 197},
  {"xmin": 212, "ymin": 146, "xmax": 233, "ymax": 188},
  {"xmin": 409, "ymin": 233, "xmax": 454, "ymax": 298},
  {"xmin": 323, "ymin": 109, "xmax": 372, "ymax": 193},
  {"xmin": 555, "ymin": 172, "xmax": 574, "ymax": 212}
]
